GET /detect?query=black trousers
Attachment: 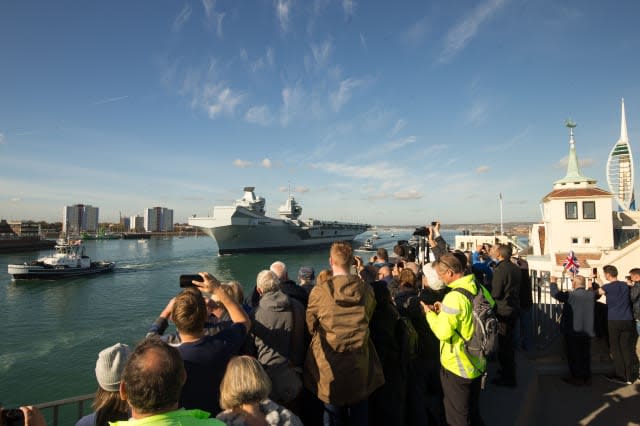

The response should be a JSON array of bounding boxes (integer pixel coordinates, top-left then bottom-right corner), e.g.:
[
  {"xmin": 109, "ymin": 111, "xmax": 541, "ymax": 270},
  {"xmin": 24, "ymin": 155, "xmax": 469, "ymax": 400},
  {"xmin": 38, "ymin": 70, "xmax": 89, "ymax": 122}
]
[
  {"xmin": 440, "ymin": 367, "xmax": 484, "ymax": 426},
  {"xmin": 565, "ymin": 334, "xmax": 591, "ymax": 380},
  {"xmin": 497, "ymin": 315, "xmax": 517, "ymax": 383},
  {"xmin": 608, "ymin": 320, "xmax": 639, "ymax": 382}
]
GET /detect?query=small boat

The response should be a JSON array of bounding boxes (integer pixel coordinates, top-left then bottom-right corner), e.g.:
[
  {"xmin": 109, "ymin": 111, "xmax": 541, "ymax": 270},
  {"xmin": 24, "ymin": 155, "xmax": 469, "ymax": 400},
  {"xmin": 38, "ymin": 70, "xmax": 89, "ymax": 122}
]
[
  {"xmin": 138, "ymin": 239, "xmax": 148, "ymax": 243},
  {"xmin": 7, "ymin": 239, "xmax": 115, "ymax": 280},
  {"xmin": 371, "ymin": 232, "xmax": 380, "ymax": 240},
  {"xmin": 357, "ymin": 238, "xmax": 376, "ymax": 252}
]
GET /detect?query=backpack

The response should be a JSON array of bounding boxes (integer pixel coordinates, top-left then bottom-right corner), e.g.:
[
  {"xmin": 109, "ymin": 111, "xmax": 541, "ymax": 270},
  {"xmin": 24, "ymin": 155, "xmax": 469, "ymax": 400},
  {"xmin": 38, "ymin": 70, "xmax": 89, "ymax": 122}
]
[
  {"xmin": 453, "ymin": 285, "xmax": 499, "ymax": 362},
  {"xmin": 396, "ymin": 315, "xmax": 419, "ymax": 363}
]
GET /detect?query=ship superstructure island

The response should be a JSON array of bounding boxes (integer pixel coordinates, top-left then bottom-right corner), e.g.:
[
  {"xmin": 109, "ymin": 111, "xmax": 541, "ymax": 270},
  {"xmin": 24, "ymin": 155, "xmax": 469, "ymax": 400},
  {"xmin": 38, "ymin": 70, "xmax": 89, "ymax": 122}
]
[{"xmin": 188, "ymin": 187, "xmax": 370, "ymax": 254}]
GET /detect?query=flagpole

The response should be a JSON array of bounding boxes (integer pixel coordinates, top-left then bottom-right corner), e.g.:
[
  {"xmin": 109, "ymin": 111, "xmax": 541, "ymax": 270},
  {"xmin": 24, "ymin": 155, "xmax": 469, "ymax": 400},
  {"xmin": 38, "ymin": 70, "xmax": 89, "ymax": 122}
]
[{"xmin": 499, "ymin": 193, "xmax": 504, "ymax": 235}]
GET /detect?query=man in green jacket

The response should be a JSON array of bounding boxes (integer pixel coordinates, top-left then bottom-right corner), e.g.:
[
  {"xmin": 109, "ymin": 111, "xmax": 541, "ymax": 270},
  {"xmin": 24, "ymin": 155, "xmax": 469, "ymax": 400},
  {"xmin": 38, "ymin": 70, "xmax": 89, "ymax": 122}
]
[
  {"xmin": 112, "ymin": 338, "xmax": 225, "ymax": 425},
  {"xmin": 421, "ymin": 253, "xmax": 488, "ymax": 426}
]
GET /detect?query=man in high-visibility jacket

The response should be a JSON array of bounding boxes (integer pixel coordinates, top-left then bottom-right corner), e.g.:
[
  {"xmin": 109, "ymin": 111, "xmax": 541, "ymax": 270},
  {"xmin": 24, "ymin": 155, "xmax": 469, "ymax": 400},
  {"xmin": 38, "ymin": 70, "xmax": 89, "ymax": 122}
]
[{"xmin": 421, "ymin": 253, "xmax": 488, "ymax": 426}]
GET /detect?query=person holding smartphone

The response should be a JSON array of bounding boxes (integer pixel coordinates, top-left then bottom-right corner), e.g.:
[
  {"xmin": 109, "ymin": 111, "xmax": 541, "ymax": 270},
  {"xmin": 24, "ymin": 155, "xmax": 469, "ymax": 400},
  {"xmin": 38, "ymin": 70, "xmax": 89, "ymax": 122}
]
[{"xmin": 148, "ymin": 272, "xmax": 251, "ymax": 416}]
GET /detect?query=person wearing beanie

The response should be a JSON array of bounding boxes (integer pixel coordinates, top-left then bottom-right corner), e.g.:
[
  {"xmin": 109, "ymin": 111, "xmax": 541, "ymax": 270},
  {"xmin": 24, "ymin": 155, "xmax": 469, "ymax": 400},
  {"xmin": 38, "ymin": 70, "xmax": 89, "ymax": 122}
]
[
  {"xmin": 76, "ymin": 343, "xmax": 131, "ymax": 426},
  {"xmin": 297, "ymin": 266, "xmax": 315, "ymax": 295}
]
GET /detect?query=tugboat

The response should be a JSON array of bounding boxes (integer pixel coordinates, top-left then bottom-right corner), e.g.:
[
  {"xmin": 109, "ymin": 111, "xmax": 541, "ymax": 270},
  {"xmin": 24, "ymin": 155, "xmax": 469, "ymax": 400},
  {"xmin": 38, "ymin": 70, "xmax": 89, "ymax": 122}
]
[
  {"xmin": 7, "ymin": 238, "xmax": 115, "ymax": 280},
  {"xmin": 357, "ymin": 238, "xmax": 376, "ymax": 252}
]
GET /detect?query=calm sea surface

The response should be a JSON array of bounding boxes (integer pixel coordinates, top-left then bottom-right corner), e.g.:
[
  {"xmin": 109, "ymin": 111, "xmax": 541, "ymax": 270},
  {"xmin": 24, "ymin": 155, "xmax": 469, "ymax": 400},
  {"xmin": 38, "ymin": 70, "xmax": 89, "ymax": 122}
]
[{"xmin": 0, "ymin": 229, "xmax": 475, "ymax": 409}]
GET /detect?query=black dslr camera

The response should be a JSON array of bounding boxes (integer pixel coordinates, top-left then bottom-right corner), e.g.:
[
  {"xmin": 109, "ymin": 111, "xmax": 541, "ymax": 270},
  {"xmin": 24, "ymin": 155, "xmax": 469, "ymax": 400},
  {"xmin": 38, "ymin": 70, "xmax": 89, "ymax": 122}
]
[{"xmin": 413, "ymin": 226, "xmax": 430, "ymax": 237}]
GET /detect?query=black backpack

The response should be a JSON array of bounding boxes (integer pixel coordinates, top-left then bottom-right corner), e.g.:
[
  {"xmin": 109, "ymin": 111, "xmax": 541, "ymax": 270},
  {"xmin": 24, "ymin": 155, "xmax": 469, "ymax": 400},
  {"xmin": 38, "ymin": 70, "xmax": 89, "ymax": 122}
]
[
  {"xmin": 453, "ymin": 285, "xmax": 499, "ymax": 363},
  {"xmin": 396, "ymin": 315, "xmax": 419, "ymax": 362}
]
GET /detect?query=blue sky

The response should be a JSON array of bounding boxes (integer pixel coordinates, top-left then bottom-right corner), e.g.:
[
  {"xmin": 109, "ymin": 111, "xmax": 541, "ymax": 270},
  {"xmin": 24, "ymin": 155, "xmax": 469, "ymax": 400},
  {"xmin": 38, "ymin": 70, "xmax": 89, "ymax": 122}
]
[{"xmin": 1, "ymin": 0, "xmax": 639, "ymax": 226}]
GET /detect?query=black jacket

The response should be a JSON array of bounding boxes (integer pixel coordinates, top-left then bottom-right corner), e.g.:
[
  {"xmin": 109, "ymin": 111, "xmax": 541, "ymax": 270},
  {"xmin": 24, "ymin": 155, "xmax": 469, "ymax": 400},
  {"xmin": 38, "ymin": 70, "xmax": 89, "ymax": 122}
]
[{"xmin": 491, "ymin": 259, "xmax": 522, "ymax": 318}]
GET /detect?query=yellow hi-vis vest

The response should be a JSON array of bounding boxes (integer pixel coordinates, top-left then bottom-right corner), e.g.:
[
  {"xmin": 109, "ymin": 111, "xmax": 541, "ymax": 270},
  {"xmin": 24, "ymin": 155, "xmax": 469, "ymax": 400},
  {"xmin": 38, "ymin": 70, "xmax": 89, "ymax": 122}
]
[{"xmin": 426, "ymin": 274, "xmax": 487, "ymax": 379}]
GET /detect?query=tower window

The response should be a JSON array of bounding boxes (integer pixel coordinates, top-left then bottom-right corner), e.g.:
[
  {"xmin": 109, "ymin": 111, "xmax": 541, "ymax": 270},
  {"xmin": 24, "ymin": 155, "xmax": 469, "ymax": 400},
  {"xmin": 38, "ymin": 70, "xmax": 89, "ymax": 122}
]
[
  {"xmin": 584, "ymin": 237, "xmax": 591, "ymax": 244},
  {"xmin": 571, "ymin": 237, "xmax": 578, "ymax": 244},
  {"xmin": 565, "ymin": 202, "xmax": 578, "ymax": 220},
  {"xmin": 583, "ymin": 201, "xmax": 596, "ymax": 219}
]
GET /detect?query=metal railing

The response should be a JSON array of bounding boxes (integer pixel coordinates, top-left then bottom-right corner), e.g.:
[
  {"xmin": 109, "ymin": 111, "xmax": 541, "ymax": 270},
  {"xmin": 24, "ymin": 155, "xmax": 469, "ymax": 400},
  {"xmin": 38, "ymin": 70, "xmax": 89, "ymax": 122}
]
[
  {"xmin": 530, "ymin": 270, "xmax": 570, "ymax": 351},
  {"xmin": 34, "ymin": 393, "xmax": 94, "ymax": 426}
]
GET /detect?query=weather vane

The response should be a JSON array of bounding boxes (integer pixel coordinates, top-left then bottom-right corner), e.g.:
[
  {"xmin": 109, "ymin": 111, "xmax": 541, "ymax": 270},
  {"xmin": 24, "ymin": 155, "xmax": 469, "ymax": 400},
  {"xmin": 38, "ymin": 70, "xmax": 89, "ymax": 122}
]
[{"xmin": 565, "ymin": 119, "xmax": 577, "ymax": 139}]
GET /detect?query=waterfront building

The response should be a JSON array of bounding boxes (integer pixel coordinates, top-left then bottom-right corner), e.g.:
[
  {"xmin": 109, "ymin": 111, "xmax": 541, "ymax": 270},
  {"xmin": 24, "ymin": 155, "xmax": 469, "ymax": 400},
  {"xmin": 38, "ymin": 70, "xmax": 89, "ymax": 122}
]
[
  {"xmin": 63, "ymin": 204, "xmax": 99, "ymax": 234},
  {"xmin": 528, "ymin": 121, "xmax": 640, "ymax": 279},
  {"xmin": 143, "ymin": 207, "xmax": 173, "ymax": 232},
  {"xmin": 129, "ymin": 215, "xmax": 144, "ymax": 232},
  {"xmin": 8, "ymin": 220, "xmax": 41, "ymax": 238}
]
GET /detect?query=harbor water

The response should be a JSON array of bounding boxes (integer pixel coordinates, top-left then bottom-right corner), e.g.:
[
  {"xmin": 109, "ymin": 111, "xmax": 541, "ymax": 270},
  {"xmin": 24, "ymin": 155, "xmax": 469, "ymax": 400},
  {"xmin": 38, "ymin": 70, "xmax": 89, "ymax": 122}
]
[{"xmin": 0, "ymin": 230, "xmax": 461, "ymax": 408}]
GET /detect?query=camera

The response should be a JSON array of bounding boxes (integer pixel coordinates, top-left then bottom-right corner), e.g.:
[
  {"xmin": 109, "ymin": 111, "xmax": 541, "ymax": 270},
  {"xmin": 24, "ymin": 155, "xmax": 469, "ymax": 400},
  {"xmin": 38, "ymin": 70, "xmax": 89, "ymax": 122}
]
[
  {"xmin": 179, "ymin": 274, "xmax": 204, "ymax": 288},
  {"xmin": 413, "ymin": 227, "xmax": 429, "ymax": 237},
  {"xmin": 1, "ymin": 408, "xmax": 24, "ymax": 426},
  {"xmin": 431, "ymin": 221, "xmax": 437, "ymax": 226}
]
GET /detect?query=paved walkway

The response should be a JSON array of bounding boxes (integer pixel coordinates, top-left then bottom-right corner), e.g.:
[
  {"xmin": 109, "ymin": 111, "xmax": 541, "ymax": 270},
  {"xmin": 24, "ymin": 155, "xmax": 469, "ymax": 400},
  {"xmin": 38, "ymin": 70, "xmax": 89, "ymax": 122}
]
[{"xmin": 479, "ymin": 339, "xmax": 640, "ymax": 426}]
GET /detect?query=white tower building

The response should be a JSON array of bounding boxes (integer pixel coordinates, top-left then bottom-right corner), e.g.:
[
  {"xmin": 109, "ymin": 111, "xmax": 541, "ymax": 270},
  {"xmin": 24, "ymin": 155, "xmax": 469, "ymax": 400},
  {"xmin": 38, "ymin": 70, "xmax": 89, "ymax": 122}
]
[{"xmin": 606, "ymin": 99, "xmax": 635, "ymax": 211}]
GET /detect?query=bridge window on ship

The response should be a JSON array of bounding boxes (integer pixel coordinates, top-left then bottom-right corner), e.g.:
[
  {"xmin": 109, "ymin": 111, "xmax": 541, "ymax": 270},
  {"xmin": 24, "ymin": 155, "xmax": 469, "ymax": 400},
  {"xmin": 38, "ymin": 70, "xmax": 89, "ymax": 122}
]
[
  {"xmin": 584, "ymin": 237, "xmax": 591, "ymax": 244},
  {"xmin": 565, "ymin": 202, "xmax": 578, "ymax": 220},
  {"xmin": 582, "ymin": 201, "xmax": 596, "ymax": 219}
]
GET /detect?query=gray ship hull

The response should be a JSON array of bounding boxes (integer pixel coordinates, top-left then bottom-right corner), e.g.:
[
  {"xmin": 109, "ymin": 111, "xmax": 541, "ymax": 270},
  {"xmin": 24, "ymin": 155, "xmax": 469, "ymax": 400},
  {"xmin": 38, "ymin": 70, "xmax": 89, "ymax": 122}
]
[
  {"xmin": 204, "ymin": 223, "xmax": 367, "ymax": 254},
  {"xmin": 188, "ymin": 188, "xmax": 369, "ymax": 254}
]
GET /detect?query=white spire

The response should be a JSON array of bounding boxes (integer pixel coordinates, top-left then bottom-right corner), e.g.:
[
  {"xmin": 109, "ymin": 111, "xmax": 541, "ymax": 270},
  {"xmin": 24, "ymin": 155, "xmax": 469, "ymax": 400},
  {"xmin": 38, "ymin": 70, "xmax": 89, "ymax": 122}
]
[{"xmin": 620, "ymin": 98, "xmax": 629, "ymax": 143}]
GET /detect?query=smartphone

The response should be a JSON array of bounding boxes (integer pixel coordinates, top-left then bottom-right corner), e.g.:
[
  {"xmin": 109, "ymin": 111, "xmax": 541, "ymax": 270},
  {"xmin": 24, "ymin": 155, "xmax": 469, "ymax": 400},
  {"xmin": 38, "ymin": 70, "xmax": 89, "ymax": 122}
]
[
  {"xmin": 179, "ymin": 274, "xmax": 204, "ymax": 288},
  {"xmin": 1, "ymin": 408, "xmax": 25, "ymax": 426}
]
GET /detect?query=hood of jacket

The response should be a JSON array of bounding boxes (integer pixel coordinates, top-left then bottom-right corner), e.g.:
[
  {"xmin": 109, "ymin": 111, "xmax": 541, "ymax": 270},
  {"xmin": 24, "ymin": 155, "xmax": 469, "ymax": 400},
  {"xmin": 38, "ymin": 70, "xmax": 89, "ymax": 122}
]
[
  {"xmin": 327, "ymin": 274, "xmax": 367, "ymax": 307},
  {"xmin": 259, "ymin": 289, "xmax": 292, "ymax": 312}
]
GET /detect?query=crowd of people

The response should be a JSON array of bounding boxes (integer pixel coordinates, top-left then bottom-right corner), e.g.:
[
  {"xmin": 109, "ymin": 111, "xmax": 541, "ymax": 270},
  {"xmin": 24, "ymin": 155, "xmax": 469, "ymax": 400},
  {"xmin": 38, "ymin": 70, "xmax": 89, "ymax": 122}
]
[{"xmin": 8, "ymin": 223, "xmax": 640, "ymax": 426}]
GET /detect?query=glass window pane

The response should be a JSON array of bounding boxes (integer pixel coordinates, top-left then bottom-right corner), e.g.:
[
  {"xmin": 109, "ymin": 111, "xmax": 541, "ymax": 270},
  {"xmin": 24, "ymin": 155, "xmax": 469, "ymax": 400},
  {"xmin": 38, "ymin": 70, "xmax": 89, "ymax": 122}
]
[
  {"xmin": 583, "ymin": 201, "xmax": 596, "ymax": 219},
  {"xmin": 565, "ymin": 202, "xmax": 578, "ymax": 219}
]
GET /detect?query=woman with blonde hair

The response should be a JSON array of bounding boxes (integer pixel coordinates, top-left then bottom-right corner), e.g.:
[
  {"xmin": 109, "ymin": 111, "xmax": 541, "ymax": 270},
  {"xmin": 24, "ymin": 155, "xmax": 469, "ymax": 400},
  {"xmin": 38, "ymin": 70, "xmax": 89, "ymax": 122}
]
[{"xmin": 216, "ymin": 355, "xmax": 303, "ymax": 426}]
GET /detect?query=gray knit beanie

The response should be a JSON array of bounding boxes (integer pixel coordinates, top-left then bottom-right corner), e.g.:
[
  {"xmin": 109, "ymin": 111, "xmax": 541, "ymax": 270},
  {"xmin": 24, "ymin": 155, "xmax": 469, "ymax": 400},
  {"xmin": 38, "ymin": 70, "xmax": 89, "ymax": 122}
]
[{"xmin": 95, "ymin": 343, "xmax": 131, "ymax": 392}]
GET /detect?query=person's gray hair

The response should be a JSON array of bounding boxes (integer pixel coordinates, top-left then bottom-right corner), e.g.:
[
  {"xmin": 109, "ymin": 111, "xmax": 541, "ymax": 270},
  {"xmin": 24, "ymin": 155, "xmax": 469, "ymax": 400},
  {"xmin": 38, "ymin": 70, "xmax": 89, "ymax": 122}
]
[
  {"xmin": 269, "ymin": 261, "xmax": 287, "ymax": 281},
  {"xmin": 257, "ymin": 270, "xmax": 280, "ymax": 294}
]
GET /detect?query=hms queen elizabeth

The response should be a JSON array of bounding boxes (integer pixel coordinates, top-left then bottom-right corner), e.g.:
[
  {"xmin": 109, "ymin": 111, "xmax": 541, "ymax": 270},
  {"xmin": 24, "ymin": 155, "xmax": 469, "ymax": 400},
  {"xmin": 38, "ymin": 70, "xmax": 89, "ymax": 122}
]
[{"xmin": 188, "ymin": 187, "xmax": 369, "ymax": 254}]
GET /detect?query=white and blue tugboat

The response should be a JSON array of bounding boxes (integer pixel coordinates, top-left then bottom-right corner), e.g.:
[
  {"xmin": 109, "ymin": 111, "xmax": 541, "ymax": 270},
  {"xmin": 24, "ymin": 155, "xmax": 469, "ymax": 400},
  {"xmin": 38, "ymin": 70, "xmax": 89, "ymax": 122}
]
[{"xmin": 7, "ymin": 238, "xmax": 115, "ymax": 280}]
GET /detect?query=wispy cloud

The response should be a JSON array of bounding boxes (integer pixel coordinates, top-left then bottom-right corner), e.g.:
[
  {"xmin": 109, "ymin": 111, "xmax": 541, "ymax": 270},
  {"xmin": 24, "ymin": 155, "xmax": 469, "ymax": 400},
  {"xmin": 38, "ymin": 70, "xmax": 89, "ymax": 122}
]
[
  {"xmin": 389, "ymin": 119, "xmax": 407, "ymax": 137},
  {"xmin": 0, "ymin": 133, "xmax": 5, "ymax": 144},
  {"xmin": 393, "ymin": 189, "xmax": 423, "ymax": 200},
  {"xmin": 359, "ymin": 33, "xmax": 367, "ymax": 50},
  {"xmin": 233, "ymin": 159, "xmax": 252, "ymax": 168},
  {"xmin": 261, "ymin": 158, "xmax": 273, "ymax": 168},
  {"xmin": 202, "ymin": 0, "xmax": 225, "ymax": 37},
  {"xmin": 93, "ymin": 95, "xmax": 129, "ymax": 106},
  {"xmin": 279, "ymin": 186, "xmax": 309, "ymax": 193},
  {"xmin": 329, "ymin": 78, "xmax": 365, "ymax": 112},
  {"xmin": 484, "ymin": 125, "xmax": 530, "ymax": 152},
  {"xmin": 241, "ymin": 47, "xmax": 276, "ymax": 73},
  {"xmin": 315, "ymin": 161, "xmax": 406, "ymax": 181},
  {"xmin": 280, "ymin": 85, "xmax": 306, "ymax": 127},
  {"xmin": 401, "ymin": 17, "xmax": 430, "ymax": 45},
  {"xmin": 343, "ymin": 0, "xmax": 354, "ymax": 20},
  {"xmin": 245, "ymin": 105, "xmax": 272, "ymax": 126},
  {"xmin": 173, "ymin": 3, "xmax": 192, "ymax": 32},
  {"xmin": 466, "ymin": 100, "xmax": 489, "ymax": 126},
  {"xmin": 439, "ymin": 0, "xmax": 507, "ymax": 63},
  {"xmin": 202, "ymin": 84, "xmax": 245, "ymax": 118},
  {"xmin": 311, "ymin": 39, "xmax": 332, "ymax": 67},
  {"xmin": 382, "ymin": 136, "xmax": 417, "ymax": 153},
  {"xmin": 476, "ymin": 165, "xmax": 490, "ymax": 174},
  {"xmin": 555, "ymin": 156, "xmax": 594, "ymax": 169},
  {"xmin": 276, "ymin": 0, "xmax": 292, "ymax": 32}
]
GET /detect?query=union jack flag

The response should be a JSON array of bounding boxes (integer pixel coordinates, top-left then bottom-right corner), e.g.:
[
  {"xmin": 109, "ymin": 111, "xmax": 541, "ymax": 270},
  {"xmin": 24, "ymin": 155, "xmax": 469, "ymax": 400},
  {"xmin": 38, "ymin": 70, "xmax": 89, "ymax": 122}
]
[{"xmin": 563, "ymin": 250, "xmax": 580, "ymax": 274}]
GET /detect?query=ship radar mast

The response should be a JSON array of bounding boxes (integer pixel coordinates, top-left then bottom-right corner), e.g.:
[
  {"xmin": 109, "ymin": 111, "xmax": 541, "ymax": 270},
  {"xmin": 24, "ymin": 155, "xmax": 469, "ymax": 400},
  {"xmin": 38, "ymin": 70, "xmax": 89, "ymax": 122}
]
[{"xmin": 606, "ymin": 98, "xmax": 635, "ymax": 212}]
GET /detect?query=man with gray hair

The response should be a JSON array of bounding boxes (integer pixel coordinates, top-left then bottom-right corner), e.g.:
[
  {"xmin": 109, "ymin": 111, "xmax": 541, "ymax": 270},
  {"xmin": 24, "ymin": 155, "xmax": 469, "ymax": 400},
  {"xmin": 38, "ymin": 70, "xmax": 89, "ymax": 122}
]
[
  {"xmin": 550, "ymin": 274, "xmax": 595, "ymax": 386},
  {"xmin": 270, "ymin": 260, "xmax": 309, "ymax": 307},
  {"xmin": 249, "ymin": 270, "xmax": 306, "ymax": 411}
]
